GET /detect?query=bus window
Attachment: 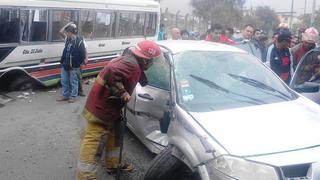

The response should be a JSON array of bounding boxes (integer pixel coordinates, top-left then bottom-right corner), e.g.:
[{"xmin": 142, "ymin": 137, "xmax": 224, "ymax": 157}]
[
  {"xmin": 132, "ymin": 13, "xmax": 145, "ymax": 36},
  {"xmin": 94, "ymin": 12, "xmax": 113, "ymax": 38},
  {"xmin": 119, "ymin": 12, "xmax": 134, "ymax": 37},
  {"xmin": 111, "ymin": 12, "xmax": 116, "ymax": 37},
  {"xmin": 52, "ymin": 10, "xmax": 78, "ymax": 41},
  {"xmin": 0, "ymin": 8, "xmax": 20, "ymax": 44},
  {"xmin": 30, "ymin": 10, "xmax": 48, "ymax": 42},
  {"xmin": 20, "ymin": 10, "xmax": 29, "ymax": 42},
  {"xmin": 20, "ymin": 9, "xmax": 48, "ymax": 42},
  {"xmin": 145, "ymin": 13, "xmax": 157, "ymax": 37},
  {"xmin": 80, "ymin": 10, "xmax": 94, "ymax": 39}
]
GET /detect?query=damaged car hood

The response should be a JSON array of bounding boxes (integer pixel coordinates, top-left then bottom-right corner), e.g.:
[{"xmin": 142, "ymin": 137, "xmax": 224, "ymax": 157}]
[{"xmin": 190, "ymin": 97, "xmax": 320, "ymax": 157}]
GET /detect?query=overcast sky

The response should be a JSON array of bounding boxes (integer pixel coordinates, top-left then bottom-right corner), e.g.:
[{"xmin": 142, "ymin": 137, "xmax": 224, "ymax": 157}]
[
  {"xmin": 245, "ymin": 0, "xmax": 315, "ymax": 15},
  {"xmin": 159, "ymin": 0, "xmax": 316, "ymax": 15}
]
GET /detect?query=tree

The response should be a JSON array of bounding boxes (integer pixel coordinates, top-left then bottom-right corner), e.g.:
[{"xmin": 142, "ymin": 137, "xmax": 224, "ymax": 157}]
[
  {"xmin": 255, "ymin": 6, "xmax": 279, "ymax": 33},
  {"xmin": 292, "ymin": 11, "xmax": 320, "ymax": 34},
  {"xmin": 242, "ymin": 6, "xmax": 279, "ymax": 34},
  {"xmin": 191, "ymin": 0, "xmax": 245, "ymax": 28},
  {"xmin": 311, "ymin": 10, "xmax": 320, "ymax": 30}
]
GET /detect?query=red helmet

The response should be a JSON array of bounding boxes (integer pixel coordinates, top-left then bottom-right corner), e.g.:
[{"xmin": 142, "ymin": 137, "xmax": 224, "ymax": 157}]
[{"xmin": 131, "ymin": 40, "xmax": 161, "ymax": 60}]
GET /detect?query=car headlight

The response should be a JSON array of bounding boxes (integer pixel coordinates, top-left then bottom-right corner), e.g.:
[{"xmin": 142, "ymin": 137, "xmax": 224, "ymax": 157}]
[{"xmin": 207, "ymin": 155, "xmax": 279, "ymax": 180}]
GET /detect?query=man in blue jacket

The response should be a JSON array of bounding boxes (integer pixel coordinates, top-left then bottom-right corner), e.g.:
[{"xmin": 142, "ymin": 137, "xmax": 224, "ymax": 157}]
[
  {"xmin": 57, "ymin": 23, "xmax": 87, "ymax": 103},
  {"xmin": 269, "ymin": 29, "xmax": 293, "ymax": 85}
]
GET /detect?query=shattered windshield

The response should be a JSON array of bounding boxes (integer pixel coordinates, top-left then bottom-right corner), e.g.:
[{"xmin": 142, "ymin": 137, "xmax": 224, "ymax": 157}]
[{"xmin": 173, "ymin": 51, "xmax": 295, "ymax": 112}]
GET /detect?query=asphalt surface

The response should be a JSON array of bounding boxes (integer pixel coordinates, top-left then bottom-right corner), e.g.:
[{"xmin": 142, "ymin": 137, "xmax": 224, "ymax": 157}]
[{"xmin": 0, "ymin": 83, "xmax": 154, "ymax": 180}]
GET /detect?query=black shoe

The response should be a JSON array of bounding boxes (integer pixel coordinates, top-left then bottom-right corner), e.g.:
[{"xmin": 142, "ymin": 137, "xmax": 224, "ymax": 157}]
[
  {"xmin": 56, "ymin": 96, "xmax": 69, "ymax": 101},
  {"xmin": 106, "ymin": 163, "xmax": 134, "ymax": 174}
]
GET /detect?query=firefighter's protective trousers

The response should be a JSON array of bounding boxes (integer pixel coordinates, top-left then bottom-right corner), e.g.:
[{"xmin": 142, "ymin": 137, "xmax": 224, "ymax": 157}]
[{"xmin": 76, "ymin": 120, "xmax": 120, "ymax": 180}]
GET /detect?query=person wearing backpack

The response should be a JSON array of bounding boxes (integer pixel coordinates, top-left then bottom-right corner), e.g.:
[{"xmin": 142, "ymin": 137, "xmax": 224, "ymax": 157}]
[{"xmin": 57, "ymin": 22, "xmax": 87, "ymax": 103}]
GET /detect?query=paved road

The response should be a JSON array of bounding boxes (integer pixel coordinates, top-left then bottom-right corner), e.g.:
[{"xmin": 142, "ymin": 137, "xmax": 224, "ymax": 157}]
[{"xmin": 0, "ymin": 83, "xmax": 154, "ymax": 180}]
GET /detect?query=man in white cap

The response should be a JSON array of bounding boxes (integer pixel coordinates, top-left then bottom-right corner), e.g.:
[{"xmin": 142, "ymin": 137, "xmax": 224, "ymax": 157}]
[{"xmin": 293, "ymin": 27, "xmax": 319, "ymax": 70}]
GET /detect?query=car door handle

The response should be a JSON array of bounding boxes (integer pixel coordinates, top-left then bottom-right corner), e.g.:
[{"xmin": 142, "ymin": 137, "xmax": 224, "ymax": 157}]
[{"xmin": 138, "ymin": 93, "xmax": 154, "ymax": 100}]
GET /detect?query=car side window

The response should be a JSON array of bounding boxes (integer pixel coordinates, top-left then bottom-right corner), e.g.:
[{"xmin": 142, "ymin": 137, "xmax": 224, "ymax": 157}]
[
  {"xmin": 144, "ymin": 54, "xmax": 170, "ymax": 90},
  {"xmin": 293, "ymin": 50, "xmax": 320, "ymax": 85}
]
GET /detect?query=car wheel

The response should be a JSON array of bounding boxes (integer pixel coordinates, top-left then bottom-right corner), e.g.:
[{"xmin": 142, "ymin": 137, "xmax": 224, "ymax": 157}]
[
  {"xmin": 173, "ymin": 164, "xmax": 201, "ymax": 180},
  {"xmin": 144, "ymin": 145, "xmax": 182, "ymax": 180},
  {"xmin": 144, "ymin": 146, "xmax": 200, "ymax": 180}
]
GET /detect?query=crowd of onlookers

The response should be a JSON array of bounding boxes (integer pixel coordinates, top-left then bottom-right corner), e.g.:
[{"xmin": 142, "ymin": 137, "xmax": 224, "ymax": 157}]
[{"xmin": 158, "ymin": 23, "xmax": 320, "ymax": 85}]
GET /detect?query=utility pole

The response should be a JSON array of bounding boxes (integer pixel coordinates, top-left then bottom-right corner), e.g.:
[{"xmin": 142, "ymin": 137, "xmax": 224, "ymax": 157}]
[
  {"xmin": 304, "ymin": 0, "xmax": 307, "ymax": 15},
  {"xmin": 311, "ymin": 0, "xmax": 316, "ymax": 26},
  {"xmin": 290, "ymin": 0, "xmax": 294, "ymax": 29},
  {"xmin": 176, "ymin": 11, "xmax": 180, "ymax": 28}
]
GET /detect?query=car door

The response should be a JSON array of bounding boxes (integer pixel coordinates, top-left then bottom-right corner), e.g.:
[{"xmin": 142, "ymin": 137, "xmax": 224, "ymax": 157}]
[
  {"xmin": 126, "ymin": 54, "xmax": 171, "ymax": 153},
  {"xmin": 290, "ymin": 48, "xmax": 320, "ymax": 104}
]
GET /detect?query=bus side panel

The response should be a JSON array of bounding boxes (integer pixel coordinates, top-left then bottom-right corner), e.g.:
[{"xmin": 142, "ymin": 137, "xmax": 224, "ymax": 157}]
[{"xmin": 0, "ymin": 0, "xmax": 160, "ymax": 87}]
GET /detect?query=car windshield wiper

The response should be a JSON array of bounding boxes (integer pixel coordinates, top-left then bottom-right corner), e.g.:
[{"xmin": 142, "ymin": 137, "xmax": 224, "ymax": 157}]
[
  {"xmin": 190, "ymin": 74, "xmax": 265, "ymax": 105},
  {"xmin": 228, "ymin": 73, "xmax": 293, "ymax": 100}
]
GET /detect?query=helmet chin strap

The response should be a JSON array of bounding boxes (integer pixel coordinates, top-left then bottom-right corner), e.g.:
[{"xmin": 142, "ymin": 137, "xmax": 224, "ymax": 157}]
[
  {"xmin": 134, "ymin": 55, "xmax": 147, "ymax": 69},
  {"xmin": 136, "ymin": 56, "xmax": 152, "ymax": 71}
]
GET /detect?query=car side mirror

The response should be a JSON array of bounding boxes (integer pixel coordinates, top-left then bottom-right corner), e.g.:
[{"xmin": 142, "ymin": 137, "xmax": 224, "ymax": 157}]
[{"xmin": 160, "ymin": 111, "xmax": 171, "ymax": 133}]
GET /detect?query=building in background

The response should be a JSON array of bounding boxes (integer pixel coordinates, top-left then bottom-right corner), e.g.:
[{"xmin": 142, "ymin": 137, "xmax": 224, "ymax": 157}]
[{"xmin": 276, "ymin": 12, "xmax": 300, "ymax": 29}]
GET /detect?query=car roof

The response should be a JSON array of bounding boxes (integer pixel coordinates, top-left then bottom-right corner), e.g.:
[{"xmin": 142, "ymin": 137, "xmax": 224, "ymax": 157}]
[{"xmin": 156, "ymin": 40, "xmax": 247, "ymax": 54}]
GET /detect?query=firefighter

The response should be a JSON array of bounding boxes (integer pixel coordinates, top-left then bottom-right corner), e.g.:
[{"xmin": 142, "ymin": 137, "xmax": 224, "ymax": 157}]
[
  {"xmin": 293, "ymin": 27, "xmax": 319, "ymax": 70},
  {"xmin": 76, "ymin": 40, "xmax": 161, "ymax": 180}
]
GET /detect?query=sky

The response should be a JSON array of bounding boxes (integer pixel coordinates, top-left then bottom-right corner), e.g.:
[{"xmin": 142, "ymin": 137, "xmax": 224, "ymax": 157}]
[
  {"xmin": 245, "ymin": 0, "xmax": 315, "ymax": 15},
  {"xmin": 159, "ymin": 0, "xmax": 317, "ymax": 16}
]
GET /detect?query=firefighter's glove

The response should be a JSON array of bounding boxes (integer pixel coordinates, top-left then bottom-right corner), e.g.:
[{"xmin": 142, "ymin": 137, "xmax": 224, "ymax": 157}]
[{"xmin": 120, "ymin": 92, "xmax": 131, "ymax": 102}]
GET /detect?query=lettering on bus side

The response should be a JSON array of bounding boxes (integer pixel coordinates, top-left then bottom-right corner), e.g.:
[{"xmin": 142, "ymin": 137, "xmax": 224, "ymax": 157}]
[
  {"xmin": 23, "ymin": 48, "xmax": 43, "ymax": 55},
  {"xmin": 98, "ymin": 43, "xmax": 105, "ymax": 47},
  {"xmin": 122, "ymin": 41, "xmax": 131, "ymax": 45}
]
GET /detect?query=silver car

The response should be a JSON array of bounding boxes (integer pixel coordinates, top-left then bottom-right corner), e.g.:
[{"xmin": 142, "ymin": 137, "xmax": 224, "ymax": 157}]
[{"xmin": 126, "ymin": 40, "xmax": 320, "ymax": 180}]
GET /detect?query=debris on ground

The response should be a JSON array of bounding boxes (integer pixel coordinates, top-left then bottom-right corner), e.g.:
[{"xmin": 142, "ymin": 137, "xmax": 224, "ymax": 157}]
[
  {"xmin": 84, "ymin": 80, "xmax": 90, "ymax": 85},
  {"xmin": 23, "ymin": 92, "xmax": 30, "ymax": 96},
  {"xmin": 0, "ymin": 93, "xmax": 14, "ymax": 107},
  {"xmin": 17, "ymin": 95, "xmax": 28, "ymax": 99},
  {"xmin": 15, "ymin": 91, "xmax": 36, "ymax": 103},
  {"xmin": 83, "ymin": 77, "xmax": 96, "ymax": 85}
]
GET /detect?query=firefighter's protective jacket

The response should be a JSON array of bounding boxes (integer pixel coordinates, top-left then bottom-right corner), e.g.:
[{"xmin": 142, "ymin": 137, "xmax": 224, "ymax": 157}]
[{"xmin": 83, "ymin": 54, "xmax": 142, "ymax": 123}]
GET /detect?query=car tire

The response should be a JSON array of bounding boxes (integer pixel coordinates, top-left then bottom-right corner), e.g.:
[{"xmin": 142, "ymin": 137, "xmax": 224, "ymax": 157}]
[{"xmin": 144, "ymin": 145, "xmax": 182, "ymax": 180}]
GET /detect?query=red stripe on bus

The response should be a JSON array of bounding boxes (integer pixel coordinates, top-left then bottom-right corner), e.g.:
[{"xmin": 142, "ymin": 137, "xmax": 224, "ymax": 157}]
[
  {"xmin": 82, "ymin": 61, "xmax": 109, "ymax": 69},
  {"xmin": 30, "ymin": 61, "xmax": 109, "ymax": 78},
  {"xmin": 31, "ymin": 69, "xmax": 61, "ymax": 77}
]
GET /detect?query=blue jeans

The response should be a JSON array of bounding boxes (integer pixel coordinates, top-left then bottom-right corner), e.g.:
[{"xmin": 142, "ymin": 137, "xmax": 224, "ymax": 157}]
[{"xmin": 61, "ymin": 67, "xmax": 80, "ymax": 98}]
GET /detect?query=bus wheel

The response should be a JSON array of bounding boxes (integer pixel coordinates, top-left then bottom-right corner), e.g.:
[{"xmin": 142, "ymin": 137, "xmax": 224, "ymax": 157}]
[{"xmin": 8, "ymin": 76, "xmax": 34, "ymax": 91}]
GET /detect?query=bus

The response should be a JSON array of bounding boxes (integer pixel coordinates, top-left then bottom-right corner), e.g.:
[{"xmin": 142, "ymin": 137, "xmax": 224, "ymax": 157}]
[{"xmin": 0, "ymin": 0, "xmax": 160, "ymax": 91}]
